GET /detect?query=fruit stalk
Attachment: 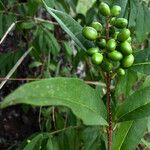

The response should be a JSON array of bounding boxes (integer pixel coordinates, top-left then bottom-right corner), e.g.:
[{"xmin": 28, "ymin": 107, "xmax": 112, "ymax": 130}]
[
  {"xmin": 106, "ymin": 73, "xmax": 112, "ymax": 150},
  {"xmin": 106, "ymin": 17, "xmax": 113, "ymax": 150}
]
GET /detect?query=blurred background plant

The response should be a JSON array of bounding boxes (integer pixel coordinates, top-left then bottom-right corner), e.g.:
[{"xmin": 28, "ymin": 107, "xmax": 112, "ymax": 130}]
[{"xmin": 0, "ymin": 0, "xmax": 150, "ymax": 149}]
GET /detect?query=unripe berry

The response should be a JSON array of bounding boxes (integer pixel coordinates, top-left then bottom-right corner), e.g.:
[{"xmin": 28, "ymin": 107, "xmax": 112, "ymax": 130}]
[
  {"xmin": 127, "ymin": 37, "xmax": 132, "ymax": 43},
  {"xmin": 91, "ymin": 53, "xmax": 103, "ymax": 65},
  {"xmin": 99, "ymin": 2, "xmax": 110, "ymax": 16},
  {"xmin": 117, "ymin": 28, "xmax": 130, "ymax": 42},
  {"xmin": 91, "ymin": 22, "xmax": 103, "ymax": 32},
  {"xmin": 114, "ymin": 18, "xmax": 128, "ymax": 29},
  {"xmin": 97, "ymin": 39, "xmax": 106, "ymax": 48},
  {"xmin": 101, "ymin": 60, "xmax": 113, "ymax": 72},
  {"xmin": 108, "ymin": 51, "xmax": 123, "ymax": 61},
  {"xmin": 106, "ymin": 39, "xmax": 117, "ymax": 51},
  {"xmin": 111, "ymin": 5, "xmax": 121, "ymax": 17},
  {"xmin": 117, "ymin": 68, "xmax": 125, "ymax": 76},
  {"xmin": 110, "ymin": 17, "xmax": 116, "ymax": 26},
  {"xmin": 112, "ymin": 31, "xmax": 119, "ymax": 39},
  {"xmin": 82, "ymin": 26, "xmax": 98, "ymax": 41},
  {"xmin": 87, "ymin": 47, "xmax": 99, "ymax": 56},
  {"xmin": 121, "ymin": 54, "xmax": 134, "ymax": 68},
  {"xmin": 120, "ymin": 41, "xmax": 132, "ymax": 55}
]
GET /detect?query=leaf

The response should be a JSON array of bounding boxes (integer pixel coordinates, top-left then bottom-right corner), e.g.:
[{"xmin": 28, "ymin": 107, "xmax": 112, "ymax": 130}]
[
  {"xmin": 147, "ymin": 116, "xmax": 150, "ymax": 132},
  {"xmin": 55, "ymin": 127, "xmax": 80, "ymax": 150},
  {"xmin": 81, "ymin": 127, "xmax": 102, "ymax": 150},
  {"xmin": 42, "ymin": 0, "xmax": 93, "ymax": 51},
  {"xmin": 0, "ymin": 77, "xmax": 107, "ymax": 126},
  {"xmin": 132, "ymin": 48, "xmax": 150, "ymax": 75},
  {"xmin": 115, "ymin": 84, "xmax": 150, "ymax": 122},
  {"xmin": 46, "ymin": 138, "xmax": 59, "ymax": 150},
  {"xmin": 135, "ymin": 3, "xmax": 150, "ymax": 42},
  {"xmin": 113, "ymin": 118, "xmax": 147, "ymax": 150},
  {"xmin": 64, "ymin": 42, "xmax": 73, "ymax": 56},
  {"xmin": 23, "ymin": 134, "xmax": 43, "ymax": 150},
  {"xmin": 141, "ymin": 138, "xmax": 150, "ymax": 149},
  {"xmin": 115, "ymin": 70, "xmax": 138, "ymax": 100},
  {"xmin": 20, "ymin": 21, "xmax": 35, "ymax": 29}
]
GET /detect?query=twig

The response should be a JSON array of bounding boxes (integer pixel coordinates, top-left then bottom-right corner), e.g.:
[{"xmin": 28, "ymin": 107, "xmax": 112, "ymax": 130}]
[
  {"xmin": 50, "ymin": 125, "xmax": 79, "ymax": 135},
  {"xmin": 0, "ymin": 11, "xmax": 58, "ymax": 25},
  {"xmin": 0, "ymin": 22, "xmax": 17, "ymax": 45},
  {"xmin": 106, "ymin": 17, "xmax": 113, "ymax": 150},
  {"xmin": 0, "ymin": 47, "xmax": 33, "ymax": 90}
]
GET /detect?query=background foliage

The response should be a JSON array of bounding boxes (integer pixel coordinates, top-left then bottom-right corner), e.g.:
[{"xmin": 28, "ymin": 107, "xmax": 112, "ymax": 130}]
[{"xmin": 0, "ymin": 0, "xmax": 150, "ymax": 149}]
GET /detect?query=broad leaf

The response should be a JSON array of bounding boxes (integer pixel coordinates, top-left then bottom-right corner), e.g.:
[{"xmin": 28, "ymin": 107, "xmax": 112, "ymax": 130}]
[
  {"xmin": 23, "ymin": 134, "xmax": 43, "ymax": 150},
  {"xmin": 116, "ymin": 85, "xmax": 150, "ymax": 122},
  {"xmin": 135, "ymin": 3, "xmax": 150, "ymax": 42},
  {"xmin": 115, "ymin": 70, "xmax": 138, "ymax": 100},
  {"xmin": 42, "ymin": 0, "xmax": 93, "ymax": 51},
  {"xmin": 0, "ymin": 78, "xmax": 107, "ymax": 126},
  {"xmin": 113, "ymin": 119, "xmax": 147, "ymax": 150},
  {"xmin": 132, "ymin": 48, "xmax": 150, "ymax": 75}
]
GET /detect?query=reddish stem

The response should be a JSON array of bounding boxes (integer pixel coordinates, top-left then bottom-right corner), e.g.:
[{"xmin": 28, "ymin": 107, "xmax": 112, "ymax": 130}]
[
  {"xmin": 106, "ymin": 73, "xmax": 112, "ymax": 150},
  {"xmin": 105, "ymin": 17, "xmax": 113, "ymax": 150}
]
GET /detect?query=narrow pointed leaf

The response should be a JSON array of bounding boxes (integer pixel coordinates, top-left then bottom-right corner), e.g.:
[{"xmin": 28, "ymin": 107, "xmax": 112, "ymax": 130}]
[
  {"xmin": 42, "ymin": 0, "xmax": 93, "ymax": 51},
  {"xmin": 113, "ymin": 119, "xmax": 147, "ymax": 150},
  {"xmin": 0, "ymin": 78, "xmax": 107, "ymax": 126},
  {"xmin": 116, "ymin": 85, "xmax": 150, "ymax": 122}
]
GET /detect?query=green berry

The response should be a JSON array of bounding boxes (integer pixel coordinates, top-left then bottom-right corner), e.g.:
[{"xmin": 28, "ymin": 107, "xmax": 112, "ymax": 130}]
[
  {"xmin": 97, "ymin": 39, "xmax": 106, "ymax": 49},
  {"xmin": 91, "ymin": 53, "xmax": 103, "ymax": 65},
  {"xmin": 114, "ymin": 18, "xmax": 128, "ymax": 28},
  {"xmin": 82, "ymin": 26, "xmax": 98, "ymax": 41},
  {"xmin": 108, "ymin": 50, "xmax": 123, "ymax": 61},
  {"xmin": 121, "ymin": 54, "xmax": 134, "ymax": 68},
  {"xmin": 117, "ymin": 28, "xmax": 130, "ymax": 42},
  {"xmin": 91, "ymin": 22, "xmax": 103, "ymax": 32},
  {"xmin": 120, "ymin": 41, "xmax": 132, "ymax": 55},
  {"xmin": 112, "ymin": 31, "xmax": 119, "ymax": 39},
  {"xmin": 99, "ymin": 2, "xmax": 110, "ymax": 16},
  {"xmin": 111, "ymin": 5, "xmax": 121, "ymax": 17},
  {"xmin": 101, "ymin": 60, "xmax": 113, "ymax": 72},
  {"xmin": 117, "ymin": 68, "xmax": 125, "ymax": 76},
  {"xmin": 106, "ymin": 39, "xmax": 117, "ymax": 51},
  {"xmin": 87, "ymin": 47, "xmax": 99, "ymax": 56},
  {"xmin": 127, "ymin": 37, "xmax": 132, "ymax": 43},
  {"xmin": 110, "ymin": 17, "xmax": 116, "ymax": 25}
]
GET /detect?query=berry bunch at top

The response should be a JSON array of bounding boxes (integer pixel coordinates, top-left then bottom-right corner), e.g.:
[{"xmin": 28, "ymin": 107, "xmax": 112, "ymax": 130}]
[{"xmin": 82, "ymin": 2, "xmax": 134, "ymax": 76}]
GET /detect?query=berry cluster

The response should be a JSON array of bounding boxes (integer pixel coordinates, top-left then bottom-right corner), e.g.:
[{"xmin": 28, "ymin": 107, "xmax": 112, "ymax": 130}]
[{"xmin": 82, "ymin": 2, "xmax": 134, "ymax": 76}]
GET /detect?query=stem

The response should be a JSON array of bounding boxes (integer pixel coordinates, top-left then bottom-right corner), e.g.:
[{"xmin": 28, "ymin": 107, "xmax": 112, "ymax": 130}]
[
  {"xmin": 105, "ymin": 17, "xmax": 113, "ymax": 150},
  {"xmin": 106, "ymin": 73, "xmax": 112, "ymax": 150}
]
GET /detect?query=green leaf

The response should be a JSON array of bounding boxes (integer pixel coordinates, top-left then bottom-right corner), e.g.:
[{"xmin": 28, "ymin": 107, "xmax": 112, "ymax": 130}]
[
  {"xmin": 20, "ymin": 21, "xmax": 35, "ymax": 29},
  {"xmin": 132, "ymin": 48, "xmax": 150, "ymax": 75},
  {"xmin": 0, "ymin": 77, "xmax": 107, "ymax": 126},
  {"xmin": 115, "ymin": 70, "xmax": 138, "ymax": 100},
  {"xmin": 135, "ymin": 3, "xmax": 150, "ymax": 42},
  {"xmin": 42, "ymin": 0, "xmax": 93, "ymax": 51},
  {"xmin": 141, "ymin": 138, "xmax": 150, "ymax": 149},
  {"xmin": 113, "ymin": 119, "xmax": 147, "ymax": 150},
  {"xmin": 116, "ymin": 85, "xmax": 150, "ymax": 122},
  {"xmin": 46, "ymin": 137, "xmax": 59, "ymax": 150},
  {"xmin": 81, "ymin": 127, "xmax": 102, "ymax": 150},
  {"xmin": 55, "ymin": 127, "xmax": 80, "ymax": 150},
  {"xmin": 64, "ymin": 42, "xmax": 73, "ymax": 56},
  {"xmin": 23, "ymin": 134, "xmax": 43, "ymax": 150},
  {"xmin": 43, "ymin": 29, "xmax": 60, "ymax": 55}
]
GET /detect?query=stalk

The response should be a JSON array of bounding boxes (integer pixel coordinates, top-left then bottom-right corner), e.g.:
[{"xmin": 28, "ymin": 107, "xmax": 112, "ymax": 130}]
[{"xmin": 105, "ymin": 17, "xmax": 113, "ymax": 150}]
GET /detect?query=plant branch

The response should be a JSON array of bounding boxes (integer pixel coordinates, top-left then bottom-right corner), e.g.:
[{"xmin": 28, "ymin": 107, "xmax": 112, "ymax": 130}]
[
  {"xmin": 0, "ymin": 22, "xmax": 17, "ymax": 45},
  {"xmin": 106, "ymin": 17, "xmax": 113, "ymax": 150}
]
